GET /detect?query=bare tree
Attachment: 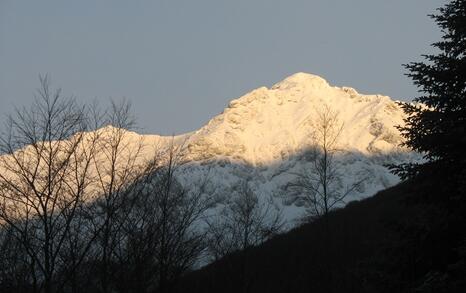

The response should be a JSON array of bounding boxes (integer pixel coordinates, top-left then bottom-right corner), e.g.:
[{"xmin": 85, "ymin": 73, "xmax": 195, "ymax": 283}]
[
  {"xmin": 205, "ymin": 180, "xmax": 283, "ymax": 293},
  {"xmin": 72, "ymin": 99, "xmax": 152, "ymax": 293},
  {"xmin": 0, "ymin": 77, "xmax": 217, "ymax": 293},
  {"xmin": 40, "ymin": 99, "xmax": 151, "ymax": 293},
  {"xmin": 150, "ymin": 142, "xmax": 214, "ymax": 293},
  {"xmin": 109, "ymin": 141, "xmax": 215, "ymax": 293},
  {"xmin": 0, "ymin": 75, "xmax": 223, "ymax": 293},
  {"xmin": 287, "ymin": 104, "xmax": 364, "ymax": 221},
  {"xmin": 206, "ymin": 180, "xmax": 283, "ymax": 260},
  {"xmin": 0, "ymin": 76, "xmax": 101, "ymax": 293}
]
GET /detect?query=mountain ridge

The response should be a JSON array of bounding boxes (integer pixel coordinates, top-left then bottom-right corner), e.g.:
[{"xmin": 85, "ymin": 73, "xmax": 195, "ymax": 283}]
[
  {"xmin": 147, "ymin": 72, "xmax": 420, "ymax": 223},
  {"xmin": 181, "ymin": 72, "xmax": 410, "ymax": 165},
  {"xmin": 0, "ymin": 72, "xmax": 420, "ymax": 224}
]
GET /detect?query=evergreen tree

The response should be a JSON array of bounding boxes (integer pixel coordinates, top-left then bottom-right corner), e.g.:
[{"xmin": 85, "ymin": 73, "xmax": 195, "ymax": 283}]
[
  {"xmin": 394, "ymin": 0, "xmax": 466, "ymax": 188},
  {"xmin": 391, "ymin": 2, "xmax": 466, "ymax": 290}
]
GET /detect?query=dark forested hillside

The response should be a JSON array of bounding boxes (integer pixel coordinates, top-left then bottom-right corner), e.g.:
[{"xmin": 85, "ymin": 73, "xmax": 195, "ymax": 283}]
[{"xmin": 176, "ymin": 176, "xmax": 465, "ymax": 293}]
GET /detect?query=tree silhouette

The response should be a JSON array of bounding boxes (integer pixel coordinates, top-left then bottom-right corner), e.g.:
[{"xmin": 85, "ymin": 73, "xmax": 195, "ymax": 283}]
[
  {"xmin": 392, "ymin": 0, "xmax": 466, "ymax": 188},
  {"xmin": 286, "ymin": 104, "xmax": 364, "ymax": 222},
  {"xmin": 387, "ymin": 2, "xmax": 466, "ymax": 291},
  {"xmin": 0, "ymin": 76, "xmax": 98, "ymax": 293},
  {"xmin": 206, "ymin": 180, "xmax": 283, "ymax": 260}
]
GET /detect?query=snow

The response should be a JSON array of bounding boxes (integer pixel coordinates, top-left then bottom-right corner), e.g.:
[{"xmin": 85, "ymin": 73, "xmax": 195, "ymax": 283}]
[
  {"xmin": 170, "ymin": 72, "xmax": 420, "ymax": 224},
  {"xmin": 0, "ymin": 72, "xmax": 421, "ymax": 226}
]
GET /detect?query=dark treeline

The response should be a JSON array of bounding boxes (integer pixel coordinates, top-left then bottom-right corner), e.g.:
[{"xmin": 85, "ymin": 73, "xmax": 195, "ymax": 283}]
[{"xmin": 176, "ymin": 177, "xmax": 461, "ymax": 293}]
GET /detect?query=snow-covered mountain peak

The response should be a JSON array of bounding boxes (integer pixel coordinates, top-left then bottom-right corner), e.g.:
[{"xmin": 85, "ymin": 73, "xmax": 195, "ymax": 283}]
[
  {"xmin": 184, "ymin": 72, "xmax": 409, "ymax": 166},
  {"xmin": 170, "ymin": 72, "xmax": 420, "ymax": 223},
  {"xmin": 271, "ymin": 72, "xmax": 330, "ymax": 91},
  {"xmin": 0, "ymin": 72, "xmax": 420, "ymax": 225}
]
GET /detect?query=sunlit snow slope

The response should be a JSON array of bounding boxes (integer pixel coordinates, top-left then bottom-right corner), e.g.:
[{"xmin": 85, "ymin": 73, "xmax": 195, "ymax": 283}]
[
  {"xmin": 0, "ymin": 73, "xmax": 421, "ymax": 224},
  {"xmin": 170, "ymin": 72, "xmax": 420, "ymax": 223}
]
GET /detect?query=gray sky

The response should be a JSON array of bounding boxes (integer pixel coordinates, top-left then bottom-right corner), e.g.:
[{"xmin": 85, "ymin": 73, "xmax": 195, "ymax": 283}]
[{"xmin": 0, "ymin": 0, "xmax": 444, "ymax": 135}]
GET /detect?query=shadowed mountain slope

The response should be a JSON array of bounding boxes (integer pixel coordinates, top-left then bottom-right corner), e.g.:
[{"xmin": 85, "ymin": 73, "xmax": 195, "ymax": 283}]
[{"xmin": 176, "ymin": 177, "xmax": 464, "ymax": 293}]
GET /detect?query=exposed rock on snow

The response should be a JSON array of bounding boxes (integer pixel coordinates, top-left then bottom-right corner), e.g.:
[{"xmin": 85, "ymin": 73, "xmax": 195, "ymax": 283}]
[
  {"xmin": 170, "ymin": 72, "xmax": 420, "ymax": 223},
  {"xmin": 0, "ymin": 72, "xmax": 421, "ymax": 225}
]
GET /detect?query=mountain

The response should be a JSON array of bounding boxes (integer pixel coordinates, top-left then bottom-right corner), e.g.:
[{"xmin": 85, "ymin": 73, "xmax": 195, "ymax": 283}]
[
  {"xmin": 0, "ymin": 72, "xmax": 420, "ymax": 225},
  {"xmin": 164, "ymin": 72, "xmax": 419, "ymax": 223}
]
